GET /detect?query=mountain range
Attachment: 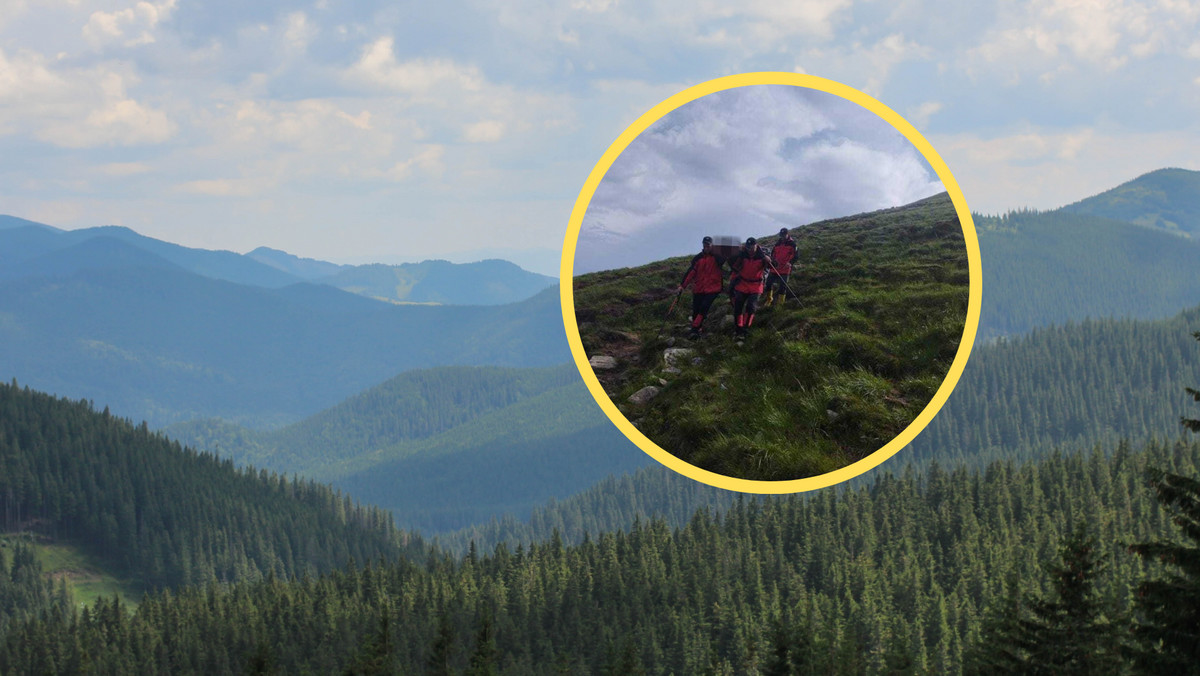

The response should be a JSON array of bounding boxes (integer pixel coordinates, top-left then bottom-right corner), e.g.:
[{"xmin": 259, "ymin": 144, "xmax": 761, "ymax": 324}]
[
  {"xmin": 4, "ymin": 167, "xmax": 1200, "ymax": 534},
  {"xmin": 0, "ymin": 216, "xmax": 555, "ymax": 304},
  {"xmin": 0, "ymin": 216, "xmax": 563, "ymax": 428}
]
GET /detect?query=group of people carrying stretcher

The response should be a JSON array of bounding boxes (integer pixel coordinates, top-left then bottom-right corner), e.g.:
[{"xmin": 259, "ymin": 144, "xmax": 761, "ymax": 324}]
[{"xmin": 677, "ymin": 228, "xmax": 798, "ymax": 340}]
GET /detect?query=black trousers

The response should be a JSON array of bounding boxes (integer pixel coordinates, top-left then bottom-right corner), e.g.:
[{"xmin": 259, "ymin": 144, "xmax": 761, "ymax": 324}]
[
  {"xmin": 732, "ymin": 290, "xmax": 760, "ymax": 319},
  {"xmin": 764, "ymin": 272, "xmax": 791, "ymax": 299},
  {"xmin": 691, "ymin": 294, "xmax": 715, "ymax": 328}
]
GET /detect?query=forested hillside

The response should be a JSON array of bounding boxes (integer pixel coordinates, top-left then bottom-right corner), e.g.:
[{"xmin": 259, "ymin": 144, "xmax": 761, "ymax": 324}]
[
  {"xmin": 976, "ymin": 208, "xmax": 1200, "ymax": 339},
  {"xmin": 0, "ymin": 382, "xmax": 422, "ymax": 590},
  {"xmin": 910, "ymin": 307, "xmax": 1200, "ymax": 464},
  {"xmin": 2, "ymin": 439, "xmax": 1193, "ymax": 674},
  {"xmin": 328, "ymin": 383, "xmax": 639, "ymax": 532},
  {"xmin": 168, "ymin": 364, "xmax": 583, "ymax": 473},
  {"xmin": 165, "ymin": 364, "xmax": 650, "ymax": 532}
]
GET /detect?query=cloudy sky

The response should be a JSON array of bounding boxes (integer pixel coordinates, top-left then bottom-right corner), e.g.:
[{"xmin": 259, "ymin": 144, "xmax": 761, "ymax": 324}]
[
  {"xmin": 576, "ymin": 85, "xmax": 944, "ymax": 272},
  {"xmin": 1, "ymin": 1, "xmax": 1198, "ymax": 275}
]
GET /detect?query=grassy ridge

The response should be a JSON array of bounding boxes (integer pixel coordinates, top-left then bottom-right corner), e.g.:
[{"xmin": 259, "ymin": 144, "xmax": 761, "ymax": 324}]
[{"xmin": 572, "ymin": 193, "xmax": 969, "ymax": 480}]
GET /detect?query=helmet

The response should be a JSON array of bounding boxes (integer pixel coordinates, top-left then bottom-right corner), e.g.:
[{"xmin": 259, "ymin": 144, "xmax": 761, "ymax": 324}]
[
  {"xmin": 745, "ymin": 237, "xmax": 757, "ymax": 246},
  {"xmin": 702, "ymin": 236, "xmax": 713, "ymax": 244}
]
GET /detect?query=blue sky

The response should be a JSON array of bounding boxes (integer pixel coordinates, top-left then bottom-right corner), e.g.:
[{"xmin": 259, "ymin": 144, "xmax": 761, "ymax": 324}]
[{"xmin": 1, "ymin": 1, "xmax": 1197, "ymax": 275}]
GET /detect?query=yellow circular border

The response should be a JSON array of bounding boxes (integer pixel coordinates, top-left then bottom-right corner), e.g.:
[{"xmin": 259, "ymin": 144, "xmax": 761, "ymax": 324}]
[{"xmin": 560, "ymin": 72, "xmax": 981, "ymax": 494}]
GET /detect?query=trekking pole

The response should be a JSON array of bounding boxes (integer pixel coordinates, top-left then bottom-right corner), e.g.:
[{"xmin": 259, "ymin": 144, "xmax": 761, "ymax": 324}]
[
  {"xmin": 665, "ymin": 287, "xmax": 683, "ymax": 319},
  {"xmin": 658, "ymin": 287, "xmax": 685, "ymax": 339},
  {"xmin": 765, "ymin": 258, "xmax": 801, "ymax": 305}
]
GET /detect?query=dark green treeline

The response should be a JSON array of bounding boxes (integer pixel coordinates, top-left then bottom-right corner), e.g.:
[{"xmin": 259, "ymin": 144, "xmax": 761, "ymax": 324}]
[
  {"xmin": 3, "ymin": 439, "xmax": 1195, "ymax": 674},
  {"xmin": 910, "ymin": 307, "xmax": 1200, "ymax": 466},
  {"xmin": 0, "ymin": 381, "xmax": 422, "ymax": 590}
]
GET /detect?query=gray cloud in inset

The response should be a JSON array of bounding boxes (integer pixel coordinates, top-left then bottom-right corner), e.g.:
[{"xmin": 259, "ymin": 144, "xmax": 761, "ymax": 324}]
[{"xmin": 575, "ymin": 85, "xmax": 943, "ymax": 273}]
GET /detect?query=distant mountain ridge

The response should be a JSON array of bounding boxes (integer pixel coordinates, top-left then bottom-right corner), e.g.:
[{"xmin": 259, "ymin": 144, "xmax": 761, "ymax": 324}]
[
  {"xmin": 0, "ymin": 215, "xmax": 556, "ymax": 306},
  {"xmin": 245, "ymin": 246, "xmax": 347, "ymax": 279},
  {"xmin": 977, "ymin": 172, "xmax": 1200, "ymax": 340},
  {"xmin": 1059, "ymin": 167, "xmax": 1200, "ymax": 238},
  {"xmin": 0, "ymin": 221, "xmax": 303, "ymax": 288},
  {"xmin": 317, "ymin": 258, "xmax": 556, "ymax": 306},
  {"xmin": 0, "ymin": 264, "xmax": 572, "ymax": 428}
]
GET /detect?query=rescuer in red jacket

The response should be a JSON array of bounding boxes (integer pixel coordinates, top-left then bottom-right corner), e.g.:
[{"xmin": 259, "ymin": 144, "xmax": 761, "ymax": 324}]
[
  {"xmin": 677, "ymin": 236, "xmax": 725, "ymax": 338},
  {"xmin": 728, "ymin": 237, "xmax": 772, "ymax": 339},
  {"xmin": 764, "ymin": 227, "xmax": 797, "ymax": 307}
]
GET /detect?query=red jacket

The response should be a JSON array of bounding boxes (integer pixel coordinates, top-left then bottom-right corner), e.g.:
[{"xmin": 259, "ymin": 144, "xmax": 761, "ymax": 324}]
[
  {"xmin": 771, "ymin": 237, "xmax": 797, "ymax": 275},
  {"xmin": 681, "ymin": 252, "xmax": 724, "ymax": 294},
  {"xmin": 730, "ymin": 250, "xmax": 770, "ymax": 294}
]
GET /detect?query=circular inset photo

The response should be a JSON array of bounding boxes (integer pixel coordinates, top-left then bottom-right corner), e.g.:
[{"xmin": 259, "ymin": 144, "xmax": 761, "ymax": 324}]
[{"xmin": 562, "ymin": 73, "xmax": 980, "ymax": 492}]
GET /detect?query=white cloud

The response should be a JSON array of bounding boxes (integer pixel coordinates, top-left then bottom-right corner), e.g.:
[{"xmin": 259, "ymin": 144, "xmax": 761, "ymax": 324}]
[
  {"xmin": 792, "ymin": 33, "xmax": 932, "ymax": 99},
  {"xmin": 5, "ymin": 0, "xmax": 1200, "ymax": 269},
  {"xmin": 375, "ymin": 144, "xmax": 446, "ymax": 181},
  {"xmin": 966, "ymin": 0, "xmax": 1200, "ymax": 82},
  {"xmin": 579, "ymin": 86, "xmax": 943, "ymax": 270},
  {"xmin": 463, "ymin": 120, "xmax": 506, "ymax": 143},
  {"xmin": 226, "ymin": 99, "xmax": 396, "ymax": 152},
  {"xmin": 0, "ymin": 48, "xmax": 68, "ymax": 102},
  {"xmin": 720, "ymin": 0, "xmax": 854, "ymax": 42},
  {"xmin": 346, "ymin": 37, "xmax": 483, "ymax": 93},
  {"xmin": 0, "ymin": 52, "xmax": 175, "ymax": 147},
  {"xmin": 932, "ymin": 126, "xmax": 1200, "ymax": 213},
  {"xmin": 571, "ymin": 0, "xmax": 618, "ymax": 12},
  {"xmin": 82, "ymin": 0, "xmax": 176, "ymax": 49},
  {"xmin": 40, "ymin": 97, "xmax": 175, "ymax": 147},
  {"xmin": 282, "ymin": 11, "xmax": 316, "ymax": 54},
  {"xmin": 909, "ymin": 101, "xmax": 943, "ymax": 129},
  {"xmin": 176, "ymin": 177, "xmax": 265, "ymax": 197},
  {"xmin": 97, "ymin": 161, "xmax": 152, "ymax": 176}
]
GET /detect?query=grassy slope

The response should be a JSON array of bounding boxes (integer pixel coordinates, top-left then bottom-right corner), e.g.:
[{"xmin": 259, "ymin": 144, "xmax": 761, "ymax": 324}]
[
  {"xmin": 573, "ymin": 192, "xmax": 969, "ymax": 480},
  {"xmin": 1, "ymin": 534, "xmax": 140, "ymax": 608}
]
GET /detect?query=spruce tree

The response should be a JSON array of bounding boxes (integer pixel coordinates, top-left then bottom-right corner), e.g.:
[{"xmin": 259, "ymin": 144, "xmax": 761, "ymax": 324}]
[
  {"xmin": 466, "ymin": 608, "xmax": 499, "ymax": 676},
  {"xmin": 1126, "ymin": 330, "xmax": 1200, "ymax": 673},
  {"xmin": 1128, "ymin": 468, "xmax": 1200, "ymax": 673},
  {"xmin": 1020, "ymin": 524, "xmax": 1126, "ymax": 674},
  {"xmin": 1186, "ymin": 331, "xmax": 1200, "ymax": 434},
  {"xmin": 966, "ymin": 525, "xmax": 1126, "ymax": 675}
]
